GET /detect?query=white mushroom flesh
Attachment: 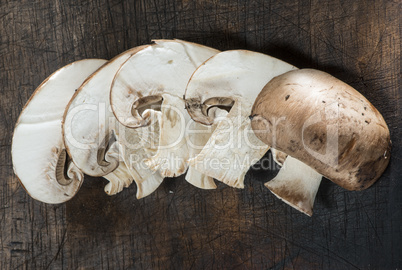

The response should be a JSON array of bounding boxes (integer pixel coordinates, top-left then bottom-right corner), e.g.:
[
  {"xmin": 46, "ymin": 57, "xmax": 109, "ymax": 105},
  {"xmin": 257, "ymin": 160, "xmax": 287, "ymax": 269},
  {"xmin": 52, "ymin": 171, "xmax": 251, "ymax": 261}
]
[
  {"xmin": 103, "ymin": 162, "xmax": 133, "ymax": 195},
  {"xmin": 115, "ymin": 112, "xmax": 164, "ymax": 198},
  {"xmin": 185, "ymin": 107, "xmax": 228, "ymax": 189},
  {"xmin": 144, "ymin": 94, "xmax": 190, "ymax": 177}
]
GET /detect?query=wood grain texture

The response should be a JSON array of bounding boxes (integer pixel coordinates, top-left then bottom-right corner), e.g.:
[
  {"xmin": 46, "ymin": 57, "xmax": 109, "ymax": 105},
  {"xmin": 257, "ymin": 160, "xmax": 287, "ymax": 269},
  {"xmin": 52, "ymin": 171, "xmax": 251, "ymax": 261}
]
[{"xmin": 1, "ymin": 0, "xmax": 401, "ymax": 269}]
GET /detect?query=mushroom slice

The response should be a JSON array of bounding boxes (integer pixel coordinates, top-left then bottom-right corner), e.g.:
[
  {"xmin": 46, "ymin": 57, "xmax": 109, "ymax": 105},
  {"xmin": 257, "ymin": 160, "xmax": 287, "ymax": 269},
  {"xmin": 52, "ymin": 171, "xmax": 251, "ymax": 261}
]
[
  {"xmin": 185, "ymin": 50, "xmax": 296, "ymax": 188},
  {"xmin": 111, "ymin": 39, "xmax": 220, "ymax": 185},
  {"xmin": 63, "ymin": 46, "xmax": 164, "ymax": 198},
  {"xmin": 12, "ymin": 59, "xmax": 106, "ymax": 203},
  {"xmin": 251, "ymin": 69, "xmax": 391, "ymax": 215},
  {"xmin": 265, "ymin": 156, "xmax": 322, "ymax": 216}
]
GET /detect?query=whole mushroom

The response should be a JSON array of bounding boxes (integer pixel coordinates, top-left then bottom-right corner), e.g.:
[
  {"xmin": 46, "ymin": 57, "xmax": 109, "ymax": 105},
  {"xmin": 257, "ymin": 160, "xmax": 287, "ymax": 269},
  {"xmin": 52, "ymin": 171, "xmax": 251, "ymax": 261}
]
[{"xmin": 250, "ymin": 69, "xmax": 391, "ymax": 216}]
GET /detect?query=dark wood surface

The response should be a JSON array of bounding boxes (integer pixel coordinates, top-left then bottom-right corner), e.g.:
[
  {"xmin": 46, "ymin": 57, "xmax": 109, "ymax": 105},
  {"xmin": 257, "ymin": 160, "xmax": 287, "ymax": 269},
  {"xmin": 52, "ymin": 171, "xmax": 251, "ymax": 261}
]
[{"xmin": 1, "ymin": 0, "xmax": 401, "ymax": 269}]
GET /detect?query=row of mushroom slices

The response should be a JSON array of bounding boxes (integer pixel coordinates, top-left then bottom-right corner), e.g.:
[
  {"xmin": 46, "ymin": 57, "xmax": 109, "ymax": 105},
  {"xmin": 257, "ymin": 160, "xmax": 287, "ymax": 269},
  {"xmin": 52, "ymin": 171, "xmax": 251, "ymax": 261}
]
[{"xmin": 12, "ymin": 39, "xmax": 391, "ymax": 216}]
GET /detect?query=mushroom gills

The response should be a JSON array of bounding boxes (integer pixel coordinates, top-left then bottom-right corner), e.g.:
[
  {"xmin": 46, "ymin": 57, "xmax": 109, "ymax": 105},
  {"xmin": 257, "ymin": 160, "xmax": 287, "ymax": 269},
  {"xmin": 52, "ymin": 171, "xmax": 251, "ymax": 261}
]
[
  {"xmin": 133, "ymin": 96, "xmax": 163, "ymax": 115},
  {"xmin": 55, "ymin": 149, "xmax": 74, "ymax": 186},
  {"xmin": 265, "ymin": 155, "xmax": 322, "ymax": 216},
  {"xmin": 100, "ymin": 129, "xmax": 139, "ymax": 196},
  {"xmin": 97, "ymin": 130, "xmax": 118, "ymax": 167}
]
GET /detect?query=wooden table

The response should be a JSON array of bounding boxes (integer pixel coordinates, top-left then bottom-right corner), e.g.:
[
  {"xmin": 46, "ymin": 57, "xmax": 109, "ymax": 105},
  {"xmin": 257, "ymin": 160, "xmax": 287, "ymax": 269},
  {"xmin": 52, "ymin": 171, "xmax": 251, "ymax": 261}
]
[{"xmin": 1, "ymin": 0, "xmax": 401, "ymax": 269}]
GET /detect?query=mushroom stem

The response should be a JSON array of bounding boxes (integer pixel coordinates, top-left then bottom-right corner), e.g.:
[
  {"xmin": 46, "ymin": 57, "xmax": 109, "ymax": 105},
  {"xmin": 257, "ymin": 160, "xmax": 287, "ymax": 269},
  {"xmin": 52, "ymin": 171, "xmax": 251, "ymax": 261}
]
[
  {"xmin": 115, "ymin": 115, "xmax": 164, "ymax": 199},
  {"xmin": 122, "ymin": 153, "xmax": 164, "ymax": 199},
  {"xmin": 189, "ymin": 101, "xmax": 269, "ymax": 188},
  {"xmin": 265, "ymin": 155, "xmax": 322, "ymax": 216},
  {"xmin": 144, "ymin": 94, "xmax": 190, "ymax": 177},
  {"xmin": 143, "ymin": 94, "xmax": 219, "ymax": 189},
  {"xmin": 185, "ymin": 167, "xmax": 217, "ymax": 189},
  {"xmin": 184, "ymin": 107, "xmax": 228, "ymax": 189},
  {"xmin": 103, "ymin": 162, "xmax": 134, "ymax": 195}
]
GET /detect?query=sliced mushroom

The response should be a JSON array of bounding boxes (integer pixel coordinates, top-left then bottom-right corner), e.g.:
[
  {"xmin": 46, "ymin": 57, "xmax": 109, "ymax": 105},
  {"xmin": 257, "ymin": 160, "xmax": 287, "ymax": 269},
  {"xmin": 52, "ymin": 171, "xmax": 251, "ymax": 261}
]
[
  {"xmin": 63, "ymin": 46, "xmax": 164, "ymax": 198},
  {"xmin": 12, "ymin": 59, "xmax": 106, "ymax": 203},
  {"xmin": 111, "ymin": 39, "xmax": 220, "ymax": 186},
  {"xmin": 251, "ymin": 69, "xmax": 391, "ymax": 215},
  {"xmin": 185, "ymin": 50, "xmax": 296, "ymax": 188}
]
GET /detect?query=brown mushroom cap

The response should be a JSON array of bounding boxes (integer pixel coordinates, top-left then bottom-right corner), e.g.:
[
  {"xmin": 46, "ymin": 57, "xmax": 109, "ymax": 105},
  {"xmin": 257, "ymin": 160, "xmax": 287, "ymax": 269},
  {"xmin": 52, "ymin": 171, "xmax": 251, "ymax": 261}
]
[{"xmin": 251, "ymin": 69, "xmax": 391, "ymax": 191}]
